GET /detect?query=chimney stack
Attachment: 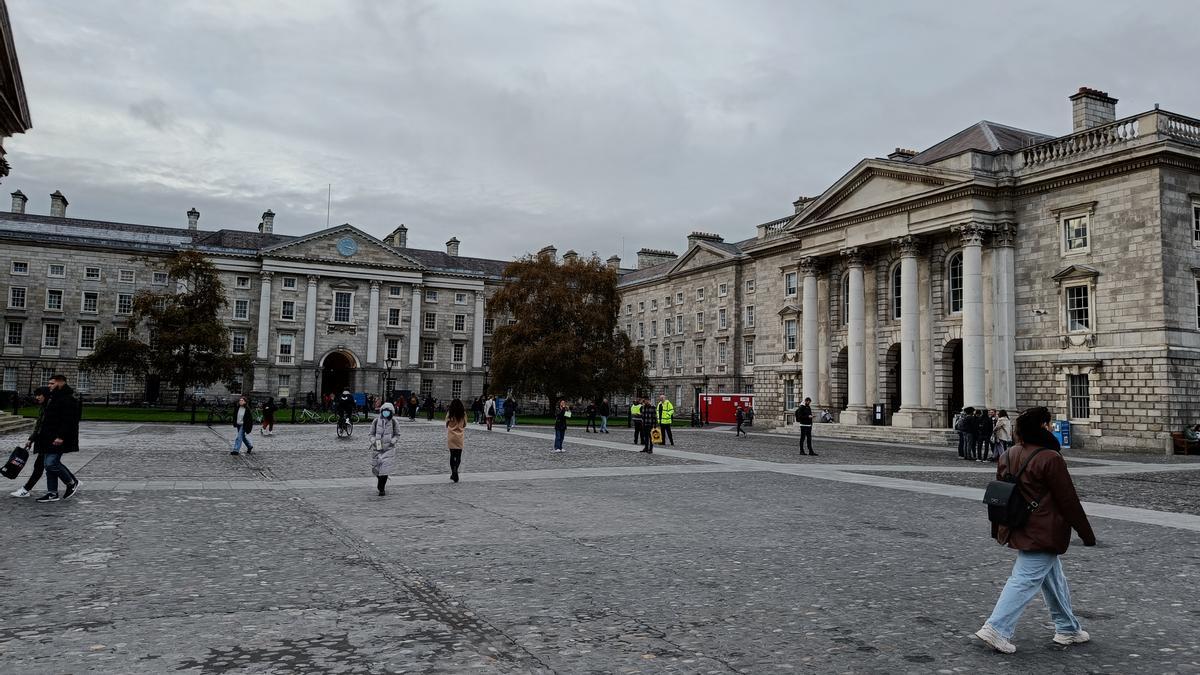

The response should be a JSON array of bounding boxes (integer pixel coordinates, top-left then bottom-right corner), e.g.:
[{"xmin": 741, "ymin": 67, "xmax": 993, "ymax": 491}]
[
  {"xmin": 687, "ymin": 231, "xmax": 724, "ymax": 248},
  {"xmin": 446, "ymin": 237, "xmax": 460, "ymax": 256},
  {"xmin": 606, "ymin": 254, "xmax": 621, "ymax": 271},
  {"xmin": 49, "ymin": 190, "xmax": 68, "ymax": 217},
  {"xmin": 562, "ymin": 249, "xmax": 578, "ymax": 264},
  {"xmin": 537, "ymin": 245, "xmax": 557, "ymax": 262},
  {"xmin": 11, "ymin": 190, "xmax": 26, "ymax": 214},
  {"xmin": 187, "ymin": 207, "xmax": 200, "ymax": 230},
  {"xmin": 636, "ymin": 248, "xmax": 678, "ymax": 270},
  {"xmin": 259, "ymin": 209, "xmax": 275, "ymax": 234},
  {"xmin": 887, "ymin": 148, "xmax": 917, "ymax": 161},
  {"xmin": 390, "ymin": 224, "xmax": 408, "ymax": 248},
  {"xmin": 1070, "ymin": 87, "xmax": 1117, "ymax": 132},
  {"xmin": 792, "ymin": 195, "xmax": 816, "ymax": 214}
]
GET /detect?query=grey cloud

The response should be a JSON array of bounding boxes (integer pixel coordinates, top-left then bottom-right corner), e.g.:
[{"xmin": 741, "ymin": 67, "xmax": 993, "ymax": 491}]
[{"xmin": 128, "ymin": 98, "xmax": 174, "ymax": 130}]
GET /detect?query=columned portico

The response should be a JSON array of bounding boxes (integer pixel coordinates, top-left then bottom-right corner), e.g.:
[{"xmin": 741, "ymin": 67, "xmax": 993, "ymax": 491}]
[
  {"xmin": 303, "ymin": 275, "xmax": 318, "ymax": 362},
  {"xmin": 961, "ymin": 223, "xmax": 987, "ymax": 409},
  {"xmin": 253, "ymin": 271, "xmax": 273, "ymax": 392},
  {"xmin": 800, "ymin": 257, "xmax": 819, "ymax": 404},
  {"xmin": 842, "ymin": 248, "xmax": 870, "ymax": 425},
  {"xmin": 891, "ymin": 237, "xmax": 935, "ymax": 427},
  {"xmin": 366, "ymin": 280, "xmax": 380, "ymax": 364}
]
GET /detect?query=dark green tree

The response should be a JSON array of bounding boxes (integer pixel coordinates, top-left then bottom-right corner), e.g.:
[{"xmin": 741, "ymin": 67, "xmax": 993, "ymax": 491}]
[
  {"xmin": 487, "ymin": 253, "xmax": 646, "ymax": 401},
  {"xmin": 80, "ymin": 250, "xmax": 252, "ymax": 408}
]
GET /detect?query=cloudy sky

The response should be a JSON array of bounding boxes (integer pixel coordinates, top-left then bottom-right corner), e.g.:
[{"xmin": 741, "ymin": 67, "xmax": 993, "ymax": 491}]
[{"xmin": 7, "ymin": 1, "xmax": 1200, "ymax": 262}]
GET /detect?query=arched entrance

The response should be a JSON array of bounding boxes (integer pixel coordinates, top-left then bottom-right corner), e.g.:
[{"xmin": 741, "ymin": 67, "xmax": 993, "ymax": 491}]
[
  {"xmin": 321, "ymin": 350, "xmax": 358, "ymax": 397},
  {"xmin": 884, "ymin": 343, "xmax": 901, "ymax": 424},
  {"xmin": 941, "ymin": 339, "xmax": 963, "ymax": 426},
  {"xmin": 831, "ymin": 346, "xmax": 849, "ymax": 418}
]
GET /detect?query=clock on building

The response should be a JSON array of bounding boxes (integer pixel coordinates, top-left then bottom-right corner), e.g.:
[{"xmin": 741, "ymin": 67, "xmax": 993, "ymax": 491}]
[{"xmin": 336, "ymin": 237, "xmax": 358, "ymax": 257}]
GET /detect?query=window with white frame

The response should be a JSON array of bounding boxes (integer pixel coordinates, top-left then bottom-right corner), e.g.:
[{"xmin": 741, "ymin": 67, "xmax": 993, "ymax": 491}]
[
  {"xmin": 651, "ymin": 298, "xmax": 657, "ymax": 311},
  {"xmin": 40, "ymin": 368, "xmax": 53, "ymax": 384},
  {"xmin": 1068, "ymin": 373, "xmax": 1091, "ymax": 419},
  {"xmin": 651, "ymin": 320, "xmax": 657, "ymax": 337},
  {"xmin": 718, "ymin": 341, "xmax": 727, "ymax": 365},
  {"xmin": 648, "ymin": 345, "xmax": 657, "ymax": 367},
  {"xmin": 277, "ymin": 334, "xmax": 295, "ymax": 363},
  {"xmin": 625, "ymin": 323, "xmax": 632, "ymax": 336},
  {"xmin": 745, "ymin": 305, "xmax": 755, "ymax": 328},
  {"xmin": 785, "ymin": 271, "xmax": 797, "ymax": 296},
  {"xmin": 947, "ymin": 252, "xmax": 964, "ymax": 314},
  {"xmin": 277, "ymin": 374, "xmax": 290, "ymax": 390},
  {"xmin": 664, "ymin": 317, "xmax": 673, "ymax": 336},
  {"xmin": 10, "ymin": 261, "xmax": 27, "ymax": 275},
  {"xmin": 1196, "ymin": 278, "xmax": 1200, "ymax": 329},
  {"xmin": 424, "ymin": 313, "xmax": 437, "ymax": 331},
  {"xmin": 718, "ymin": 283, "xmax": 728, "ymax": 297},
  {"xmin": 675, "ymin": 291, "xmax": 684, "ymax": 304},
  {"xmin": 6, "ymin": 321, "xmax": 22, "ymax": 346},
  {"xmin": 153, "ymin": 271, "xmax": 168, "ymax": 285},
  {"xmin": 1065, "ymin": 285, "xmax": 1090, "ymax": 332},
  {"xmin": 694, "ymin": 343, "xmax": 704, "ymax": 367},
  {"xmin": 117, "ymin": 269, "xmax": 134, "ymax": 283},
  {"xmin": 333, "ymin": 292, "xmax": 352, "ymax": 322},
  {"xmin": 454, "ymin": 314, "xmax": 466, "ymax": 331},
  {"xmin": 784, "ymin": 319, "xmax": 797, "ymax": 351},
  {"xmin": 695, "ymin": 312, "xmax": 704, "ymax": 331},
  {"xmin": 455, "ymin": 292, "xmax": 467, "ymax": 305},
  {"xmin": 421, "ymin": 341, "xmax": 435, "ymax": 363},
  {"xmin": 425, "ymin": 289, "xmax": 438, "ymax": 303},
  {"xmin": 42, "ymin": 323, "xmax": 60, "ymax": 348},
  {"xmin": 232, "ymin": 298, "xmax": 248, "ymax": 320},
  {"xmin": 674, "ymin": 344, "xmax": 683, "ymax": 369},
  {"xmin": 746, "ymin": 278, "xmax": 756, "ymax": 293},
  {"xmin": 115, "ymin": 327, "xmax": 130, "ymax": 340},
  {"xmin": 8, "ymin": 286, "xmax": 25, "ymax": 308},
  {"xmin": 891, "ymin": 263, "xmax": 902, "ymax": 320},
  {"xmin": 78, "ymin": 324, "xmax": 96, "ymax": 350},
  {"xmin": 235, "ymin": 275, "xmax": 250, "ymax": 289},
  {"xmin": 111, "ymin": 371, "xmax": 127, "ymax": 393},
  {"xmin": 718, "ymin": 308, "xmax": 727, "ymax": 330},
  {"xmin": 452, "ymin": 343, "xmax": 465, "ymax": 364},
  {"xmin": 231, "ymin": 331, "xmax": 247, "ymax": 354},
  {"xmin": 2, "ymin": 366, "xmax": 15, "ymax": 390},
  {"xmin": 625, "ymin": 303, "xmax": 632, "ymax": 315},
  {"xmin": 77, "ymin": 371, "xmax": 91, "ymax": 393},
  {"xmin": 744, "ymin": 339, "xmax": 754, "ymax": 365},
  {"xmin": 482, "ymin": 344, "xmax": 492, "ymax": 366},
  {"xmin": 84, "ymin": 267, "xmax": 101, "ymax": 280},
  {"xmin": 46, "ymin": 289, "xmax": 63, "ymax": 311},
  {"xmin": 420, "ymin": 378, "xmax": 433, "ymax": 396},
  {"xmin": 282, "ymin": 276, "xmax": 297, "ymax": 290},
  {"xmin": 784, "ymin": 378, "xmax": 795, "ymax": 411},
  {"xmin": 841, "ymin": 272, "xmax": 850, "ymax": 325},
  {"xmin": 484, "ymin": 318, "xmax": 494, "ymax": 335},
  {"xmin": 638, "ymin": 322, "xmax": 644, "ymax": 339},
  {"xmin": 638, "ymin": 301, "xmax": 645, "ymax": 312},
  {"xmin": 386, "ymin": 337, "xmax": 400, "ymax": 360},
  {"xmin": 388, "ymin": 285, "xmax": 402, "ymax": 297},
  {"xmin": 388, "ymin": 307, "xmax": 401, "ymax": 326},
  {"xmin": 118, "ymin": 293, "xmax": 134, "ymax": 315},
  {"xmin": 663, "ymin": 345, "xmax": 671, "ymax": 369},
  {"xmin": 281, "ymin": 300, "xmax": 296, "ymax": 321},
  {"xmin": 696, "ymin": 287, "xmax": 705, "ymax": 301},
  {"xmin": 81, "ymin": 291, "xmax": 98, "ymax": 314},
  {"xmin": 1062, "ymin": 214, "xmax": 1089, "ymax": 253},
  {"xmin": 451, "ymin": 380, "xmax": 463, "ymax": 400},
  {"xmin": 1193, "ymin": 202, "xmax": 1200, "ymax": 244},
  {"xmin": 48, "ymin": 264, "xmax": 65, "ymax": 278}
]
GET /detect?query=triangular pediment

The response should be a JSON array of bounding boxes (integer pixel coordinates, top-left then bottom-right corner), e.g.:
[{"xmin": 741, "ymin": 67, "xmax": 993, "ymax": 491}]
[
  {"xmin": 791, "ymin": 159, "xmax": 972, "ymax": 228},
  {"xmin": 261, "ymin": 224, "xmax": 425, "ymax": 269},
  {"xmin": 1051, "ymin": 264, "xmax": 1100, "ymax": 282},
  {"xmin": 667, "ymin": 242, "xmax": 737, "ymax": 276}
]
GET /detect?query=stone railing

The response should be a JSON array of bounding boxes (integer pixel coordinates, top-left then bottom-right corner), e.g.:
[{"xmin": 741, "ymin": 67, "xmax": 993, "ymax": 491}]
[
  {"xmin": 1017, "ymin": 109, "xmax": 1200, "ymax": 172},
  {"xmin": 757, "ymin": 216, "xmax": 792, "ymax": 240},
  {"xmin": 1161, "ymin": 111, "xmax": 1200, "ymax": 143}
]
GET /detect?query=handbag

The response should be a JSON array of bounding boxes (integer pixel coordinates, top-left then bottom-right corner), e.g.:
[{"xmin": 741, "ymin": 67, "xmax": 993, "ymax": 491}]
[
  {"xmin": 982, "ymin": 447, "xmax": 1051, "ymax": 528},
  {"xmin": 2, "ymin": 446, "xmax": 29, "ymax": 479},
  {"xmin": 651, "ymin": 427, "xmax": 663, "ymax": 444}
]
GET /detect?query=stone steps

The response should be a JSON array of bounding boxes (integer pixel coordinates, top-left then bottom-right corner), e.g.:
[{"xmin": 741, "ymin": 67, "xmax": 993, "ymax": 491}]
[
  {"xmin": 0, "ymin": 411, "xmax": 34, "ymax": 436},
  {"xmin": 772, "ymin": 422, "xmax": 958, "ymax": 446}
]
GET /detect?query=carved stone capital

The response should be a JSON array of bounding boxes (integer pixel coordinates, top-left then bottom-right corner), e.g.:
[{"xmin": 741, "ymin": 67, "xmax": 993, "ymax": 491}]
[
  {"xmin": 893, "ymin": 235, "xmax": 921, "ymax": 258},
  {"xmin": 306, "ymin": 275, "xmax": 319, "ymax": 286},
  {"xmin": 840, "ymin": 247, "xmax": 865, "ymax": 268},
  {"xmin": 369, "ymin": 279, "xmax": 381, "ymax": 290},
  {"xmin": 959, "ymin": 222, "xmax": 988, "ymax": 248},
  {"xmin": 992, "ymin": 223, "xmax": 1017, "ymax": 248},
  {"xmin": 260, "ymin": 270, "xmax": 274, "ymax": 280},
  {"xmin": 798, "ymin": 256, "xmax": 820, "ymax": 278}
]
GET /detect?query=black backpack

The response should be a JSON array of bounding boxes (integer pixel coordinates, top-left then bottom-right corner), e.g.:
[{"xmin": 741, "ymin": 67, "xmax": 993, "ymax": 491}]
[{"xmin": 982, "ymin": 447, "xmax": 1052, "ymax": 528}]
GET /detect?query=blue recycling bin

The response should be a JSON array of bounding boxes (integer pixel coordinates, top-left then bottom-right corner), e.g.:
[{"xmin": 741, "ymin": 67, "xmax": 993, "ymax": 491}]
[{"xmin": 1052, "ymin": 419, "xmax": 1072, "ymax": 449}]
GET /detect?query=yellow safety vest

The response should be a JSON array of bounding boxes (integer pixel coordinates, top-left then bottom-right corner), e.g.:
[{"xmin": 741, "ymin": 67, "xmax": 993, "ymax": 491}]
[{"xmin": 657, "ymin": 400, "xmax": 674, "ymax": 424}]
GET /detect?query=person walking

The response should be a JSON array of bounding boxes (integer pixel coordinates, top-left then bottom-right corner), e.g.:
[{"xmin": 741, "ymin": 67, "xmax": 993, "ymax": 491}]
[
  {"xmin": 408, "ymin": 394, "xmax": 418, "ymax": 421},
  {"xmin": 552, "ymin": 399, "xmax": 569, "ymax": 453},
  {"xmin": 9, "ymin": 386, "xmax": 51, "ymax": 498},
  {"xmin": 974, "ymin": 406, "xmax": 1096, "ymax": 654},
  {"xmin": 993, "ymin": 410, "xmax": 1013, "ymax": 460},
  {"xmin": 446, "ymin": 398, "xmax": 467, "ymax": 481},
  {"xmin": 35, "ymin": 375, "xmax": 82, "ymax": 502},
  {"xmin": 656, "ymin": 394, "xmax": 675, "ymax": 446},
  {"xmin": 640, "ymin": 398, "xmax": 656, "ymax": 453},
  {"xmin": 796, "ymin": 397, "xmax": 817, "ymax": 456},
  {"xmin": 369, "ymin": 402, "xmax": 400, "ymax": 496},
  {"xmin": 483, "ymin": 395, "xmax": 496, "ymax": 432},
  {"xmin": 585, "ymin": 402, "xmax": 597, "ymax": 433},
  {"xmin": 471, "ymin": 397, "xmax": 483, "ymax": 425},
  {"xmin": 231, "ymin": 395, "xmax": 255, "ymax": 455},
  {"xmin": 504, "ymin": 395, "xmax": 516, "ymax": 431},
  {"xmin": 261, "ymin": 396, "xmax": 277, "ymax": 436},
  {"xmin": 734, "ymin": 405, "xmax": 747, "ymax": 437},
  {"xmin": 631, "ymin": 399, "xmax": 643, "ymax": 446},
  {"xmin": 598, "ymin": 398, "xmax": 611, "ymax": 434},
  {"xmin": 424, "ymin": 394, "xmax": 436, "ymax": 421}
]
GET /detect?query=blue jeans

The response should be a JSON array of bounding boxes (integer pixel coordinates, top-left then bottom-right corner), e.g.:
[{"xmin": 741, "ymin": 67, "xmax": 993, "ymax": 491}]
[
  {"xmin": 553, "ymin": 428, "xmax": 565, "ymax": 450},
  {"xmin": 231, "ymin": 429, "xmax": 253, "ymax": 453},
  {"xmin": 599, "ymin": 416, "xmax": 608, "ymax": 432},
  {"xmin": 43, "ymin": 452, "xmax": 76, "ymax": 493},
  {"xmin": 506, "ymin": 416, "xmax": 515, "ymax": 431},
  {"xmin": 985, "ymin": 550, "xmax": 1083, "ymax": 640}
]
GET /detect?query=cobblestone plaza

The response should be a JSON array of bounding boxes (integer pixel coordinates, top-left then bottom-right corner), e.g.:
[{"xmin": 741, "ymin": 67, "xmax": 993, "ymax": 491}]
[{"xmin": 2, "ymin": 421, "xmax": 1198, "ymax": 673}]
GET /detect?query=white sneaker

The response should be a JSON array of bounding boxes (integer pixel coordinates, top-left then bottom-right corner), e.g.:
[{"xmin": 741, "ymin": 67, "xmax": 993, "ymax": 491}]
[
  {"xmin": 974, "ymin": 624, "xmax": 1016, "ymax": 653},
  {"xmin": 1053, "ymin": 630, "xmax": 1090, "ymax": 645},
  {"xmin": 9, "ymin": 487, "xmax": 30, "ymax": 498}
]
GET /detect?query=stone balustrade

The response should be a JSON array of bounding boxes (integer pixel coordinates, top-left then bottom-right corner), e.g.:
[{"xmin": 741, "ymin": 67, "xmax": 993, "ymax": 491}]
[{"xmin": 1017, "ymin": 109, "xmax": 1200, "ymax": 172}]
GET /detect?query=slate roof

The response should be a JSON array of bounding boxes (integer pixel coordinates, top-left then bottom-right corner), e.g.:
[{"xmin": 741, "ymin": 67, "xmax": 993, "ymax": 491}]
[
  {"xmin": 402, "ymin": 248, "xmax": 511, "ymax": 277},
  {"xmin": 192, "ymin": 229, "xmax": 295, "ymax": 252},
  {"xmin": 908, "ymin": 121, "xmax": 1053, "ymax": 165}
]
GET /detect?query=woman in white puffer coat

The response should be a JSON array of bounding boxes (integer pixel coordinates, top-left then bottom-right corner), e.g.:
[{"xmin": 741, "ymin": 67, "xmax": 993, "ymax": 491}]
[{"xmin": 370, "ymin": 402, "xmax": 401, "ymax": 495}]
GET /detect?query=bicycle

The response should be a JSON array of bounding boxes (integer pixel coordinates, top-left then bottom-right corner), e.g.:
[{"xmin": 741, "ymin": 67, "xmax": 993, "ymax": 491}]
[
  {"xmin": 297, "ymin": 408, "xmax": 333, "ymax": 424},
  {"xmin": 336, "ymin": 415, "xmax": 354, "ymax": 438}
]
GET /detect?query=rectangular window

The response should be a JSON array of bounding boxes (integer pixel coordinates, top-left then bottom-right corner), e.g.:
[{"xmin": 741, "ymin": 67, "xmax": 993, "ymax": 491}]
[
  {"xmin": 420, "ymin": 378, "xmax": 433, "ymax": 396},
  {"xmin": 718, "ymin": 341, "xmax": 727, "ymax": 365},
  {"xmin": 116, "ymin": 326, "xmax": 130, "ymax": 340},
  {"xmin": 454, "ymin": 292, "xmax": 467, "ymax": 305},
  {"xmin": 454, "ymin": 314, "xmax": 466, "ymax": 331},
  {"xmin": 85, "ymin": 267, "xmax": 101, "ymax": 280},
  {"xmin": 277, "ymin": 335, "xmax": 294, "ymax": 363},
  {"xmin": 152, "ymin": 271, "xmax": 168, "ymax": 285},
  {"xmin": 484, "ymin": 318, "xmax": 494, "ymax": 335},
  {"xmin": 424, "ymin": 312, "xmax": 437, "ymax": 331},
  {"xmin": 718, "ymin": 283, "xmax": 728, "ymax": 297},
  {"xmin": 389, "ymin": 285, "xmax": 402, "ymax": 297},
  {"xmin": 696, "ymin": 288, "xmax": 705, "ymax": 301},
  {"xmin": 77, "ymin": 371, "xmax": 91, "ymax": 393},
  {"xmin": 650, "ymin": 299, "xmax": 657, "ymax": 311},
  {"xmin": 483, "ymin": 344, "xmax": 492, "ymax": 367},
  {"xmin": 675, "ymin": 291, "xmax": 684, "ymax": 304},
  {"xmin": 1068, "ymin": 373, "xmax": 1091, "ymax": 419},
  {"xmin": 648, "ymin": 345, "xmax": 657, "ymax": 367},
  {"xmin": 1196, "ymin": 279, "xmax": 1200, "ymax": 329},
  {"xmin": 744, "ymin": 340, "xmax": 754, "ymax": 365},
  {"xmin": 78, "ymin": 324, "xmax": 96, "ymax": 350},
  {"xmin": 235, "ymin": 275, "xmax": 251, "ymax": 289},
  {"xmin": 638, "ymin": 322, "xmax": 644, "ymax": 339},
  {"xmin": 638, "ymin": 301, "xmax": 645, "ymax": 312},
  {"xmin": 119, "ymin": 269, "xmax": 135, "ymax": 283},
  {"xmin": 231, "ymin": 332, "xmax": 247, "ymax": 354},
  {"xmin": 6, "ymin": 322, "xmax": 22, "ymax": 346},
  {"xmin": 651, "ymin": 320, "xmax": 657, "ymax": 338},
  {"xmin": 664, "ymin": 317, "xmax": 673, "ymax": 336},
  {"xmin": 695, "ymin": 312, "xmax": 704, "ymax": 331},
  {"xmin": 1193, "ymin": 203, "xmax": 1200, "ymax": 244},
  {"xmin": 386, "ymin": 338, "xmax": 400, "ymax": 360},
  {"xmin": 2, "ymin": 366, "xmax": 16, "ymax": 390},
  {"xmin": 8, "ymin": 286, "xmax": 25, "ymax": 308},
  {"xmin": 452, "ymin": 380, "xmax": 463, "ymax": 400},
  {"xmin": 746, "ymin": 278, "xmax": 756, "ymax": 293},
  {"xmin": 41, "ymin": 368, "xmax": 53, "ymax": 384},
  {"xmin": 626, "ymin": 303, "xmax": 633, "ymax": 315},
  {"xmin": 233, "ymin": 298, "xmax": 248, "ymax": 320},
  {"xmin": 664, "ymin": 295, "xmax": 672, "ymax": 308},
  {"xmin": 421, "ymin": 341, "xmax": 435, "ymax": 363},
  {"xmin": 694, "ymin": 343, "xmax": 704, "ymax": 367},
  {"xmin": 745, "ymin": 305, "xmax": 755, "ymax": 328},
  {"xmin": 111, "ymin": 372, "xmax": 127, "ymax": 394},
  {"xmin": 675, "ymin": 314, "xmax": 683, "ymax": 333},
  {"xmin": 785, "ymin": 272, "xmax": 797, "ymax": 296},
  {"xmin": 663, "ymin": 345, "xmax": 671, "ymax": 369},
  {"xmin": 718, "ymin": 308, "xmax": 727, "ymax": 330},
  {"xmin": 784, "ymin": 378, "xmax": 795, "ymax": 411},
  {"xmin": 425, "ymin": 289, "xmax": 439, "ymax": 303},
  {"xmin": 278, "ymin": 374, "xmax": 291, "ymax": 390},
  {"xmin": 784, "ymin": 319, "xmax": 797, "ymax": 351},
  {"xmin": 1063, "ymin": 215, "xmax": 1089, "ymax": 253},
  {"xmin": 118, "ymin": 293, "xmax": 134, "ymax": 315},
  {"xmin": 282, "ymin": 276, "xmax": 297, "ymax": 290},
  {"xmin": 1066, "ymin": 285, "xmax": 1090, "ymax": 332},
  {"xmin": 387, "ymin": 307, "xmax": 401, "ymax": 326},
  {"xmin": 46, "ymin": 289, "xmax": 63, "ymax": 311},
  {"xmin": 10, "ymin": 261, "xmax": 27, "ymax": 275},
  {"xmin": 42, "ymin": 323, "xmax": 60, "ymax": 348},
  {"xmin": 675, "ymin": 344, "xmax": 683, "ymax": 369},
  {"xmin": 82, "ymin": 291, "xmax": 98, "ymax": 314},
  {"xmin": 281, "ymin": 300, "xmax": 296, "ymax": 321},
  {"xmin": 48, "ymin": 264, "xmax": 65, "ymax": 278},
  {"xmin": 333, "ymin": 292, "xmax": 352, "ymax": 323}
]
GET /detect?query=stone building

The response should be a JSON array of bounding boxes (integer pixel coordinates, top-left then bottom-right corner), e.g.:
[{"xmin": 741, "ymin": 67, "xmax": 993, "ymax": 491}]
[
  {"xmin": 0, "ymin": 0, "xmax": 31, "ymax": 181},
  {"xmin": 0, "ymin": 197, "xmax": 509, "ymax": 405},
  {"xmin": 619, "ymin": 87, "xmax": 1200, "ymax": 451}
]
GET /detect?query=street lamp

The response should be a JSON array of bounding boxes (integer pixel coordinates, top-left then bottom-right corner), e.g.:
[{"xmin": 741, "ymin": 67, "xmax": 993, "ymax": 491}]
[{"xmin": 483, "ymin": 365, "xmax": 490, "ymax": 397}]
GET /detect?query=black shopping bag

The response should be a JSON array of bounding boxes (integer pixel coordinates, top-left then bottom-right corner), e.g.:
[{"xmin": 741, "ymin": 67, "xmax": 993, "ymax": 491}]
[{"xmin": 1, "ymin": 446, "xmax": 28, "ymax": 479}]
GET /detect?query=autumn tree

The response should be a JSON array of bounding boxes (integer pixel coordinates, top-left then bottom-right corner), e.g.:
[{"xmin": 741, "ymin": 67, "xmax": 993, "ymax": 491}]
[
  {"xmin": 487, "ymin": 253, "xmax": 646, "ymax": 401},
  {"xmin": 81, "ymin": 250, "xmax": 252, "ymax": 408}
]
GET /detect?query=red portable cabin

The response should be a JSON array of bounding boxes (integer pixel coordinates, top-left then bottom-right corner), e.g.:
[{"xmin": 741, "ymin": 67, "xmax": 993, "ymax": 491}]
[{"xmin": 698, "ymin": 393, "xmax": 754, "ymax": 425}]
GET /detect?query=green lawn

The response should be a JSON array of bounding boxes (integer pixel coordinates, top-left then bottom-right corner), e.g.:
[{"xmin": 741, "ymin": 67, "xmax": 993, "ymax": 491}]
[{"xmin": 16, "ymin": 406, "xmax": 635, "ymax": 427}]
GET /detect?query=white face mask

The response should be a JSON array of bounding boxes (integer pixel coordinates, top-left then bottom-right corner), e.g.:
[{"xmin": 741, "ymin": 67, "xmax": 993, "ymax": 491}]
[{"xmin": 382, "ymin": 410, "xmax": 392, "ymax": 418}]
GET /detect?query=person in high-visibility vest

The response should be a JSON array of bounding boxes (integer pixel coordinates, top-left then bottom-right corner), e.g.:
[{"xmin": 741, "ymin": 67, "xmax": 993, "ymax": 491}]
[
  {"xmin": 631, "ymin": 400, "xmax": 643, "ymax": 446},
  {"xmin": 656, "ymin": 394, "xmax": 675, "ymax": 446}
]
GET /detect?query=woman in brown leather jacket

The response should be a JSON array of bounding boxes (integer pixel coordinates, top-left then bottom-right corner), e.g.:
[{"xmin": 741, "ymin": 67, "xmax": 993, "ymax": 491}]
[{"xmin": 974, "ymin": 406, "xmax": 1096, "ymax": 654}]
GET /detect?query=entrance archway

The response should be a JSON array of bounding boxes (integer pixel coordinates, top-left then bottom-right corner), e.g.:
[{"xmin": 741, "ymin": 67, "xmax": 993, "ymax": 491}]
[
  {"xmin": 884, "ymin": 343, "xmax": 901, "ymax": 424},
  {"xmin": 941, "ymin": 339, "xmax": 963, "ymax": 426},
  {"xmin": 831, "ymin": 346, "xmax": 849, "ymax": 417},
  {"xmin": 321, "ymin": 350, "xmax": 358, "ymax": 397}
]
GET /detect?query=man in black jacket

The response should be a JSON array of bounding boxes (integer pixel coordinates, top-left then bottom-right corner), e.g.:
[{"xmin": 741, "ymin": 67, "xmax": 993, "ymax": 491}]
[
  {"xmin": 796, "ymin": 397, "xmax": 817, "ymax": 456},
  {"xmin": 35, "ymin": 375, "xmax": 81, "ymax": 502}
]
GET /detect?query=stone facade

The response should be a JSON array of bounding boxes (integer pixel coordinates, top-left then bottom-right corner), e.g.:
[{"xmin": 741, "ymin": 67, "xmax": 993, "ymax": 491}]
[{"xmin": 618, "ymin": 87, "xmax": 1200, "ymax": 451}]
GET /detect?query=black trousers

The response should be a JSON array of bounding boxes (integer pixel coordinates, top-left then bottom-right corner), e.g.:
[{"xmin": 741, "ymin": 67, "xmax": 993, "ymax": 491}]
[
  {"xmin": 659, "ymin": 424, "xmax": 673, "ymax": 445},
  {"xmin": 450, "ymin": 449, "xmax": 462, "ymax": 475},
  {"xmin": 799, "ymin": 425, "xmax": 813, "ymax": 452},
  {"xmin": 736, "ymin": 421, "xmax": 745, "ymax": 436},
  {"xmin": 23, "ymin": 452, "xmax": 45, "ymax": 491},
  {"xmin": 633, "ymin": 422, "xmax": 643, "ymax": 444}
]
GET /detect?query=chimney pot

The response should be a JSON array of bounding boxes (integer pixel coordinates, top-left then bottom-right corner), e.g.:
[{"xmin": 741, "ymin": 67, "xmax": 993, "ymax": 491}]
[
  {"xmin": 687, "ymin": 231, "xmax": 724, "ymax": 248},
  {"xmin": 187, "ymin": 207, "xmax": 200, "ymax": 230},
  {"xmin": 259, "ymin": 209, "xmax": 275, "ymax": 234},
  {"xmin": 49, "ymin": 190, "xmax": 68, "ymax": 218},
  {"xmin": 446, "ymin": 237, "xmax": 460, "ymax": 256},
  {"xmin": 1070, "ymin": 86, "xmax": 1118, "ymax": 132},
  {"xmin": 537, "ymin": 245, "xmax": 557, "ymax": 262},
  {"xmin": 562, "ymin": 249, "xmax": 579, "ymax": 263},
  {"xmin": 606, "ymin": 254, "xmax": 621, "ymax": 271},
  {"xmin": 887, "ymin": 148, "xmax": 918, "ymax": 161},
  {"xmin": 11, "ymin": 190, "xmax": 26, "ymax": 214},
  {"xmin": 636, "ymin": 248, "xmax": 677, "ymax": 270},
  {"xmin": 390, "ymin": 224, "xmax": 408, "ymax": 248}
]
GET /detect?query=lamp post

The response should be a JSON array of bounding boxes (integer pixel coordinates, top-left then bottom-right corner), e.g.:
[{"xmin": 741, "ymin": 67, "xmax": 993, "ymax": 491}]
[{"xmin": 482, "ymin": 365, "xmax": 490, "ymax": 397}]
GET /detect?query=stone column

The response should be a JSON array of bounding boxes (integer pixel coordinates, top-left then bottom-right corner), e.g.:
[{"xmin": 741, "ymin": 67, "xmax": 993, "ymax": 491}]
[
  {"xmin": 800, "ymin": 257, "xmax": 819, "ymax": 404},
  {"xmin": 961, "ymin": 223, "xmax": 987, "ymax": 409},
  {"xmin": 843, "ymin": 248, "xmax": 869, "ymax": 424},
  {"xmin": 472, "ymin": 292, "xmax": 485, "ymax": 367},
  {"xmin": 367, "ymin": 280, "xmax": 380, "ymax": 365},
  {"xmin": 256, "ymin": 271, "xmax": 273, "ymax": 359},
  {"xmin": 303, "ymin": 275, "xmax": 318, "ymax": 362},
  {"xmin": 408, "ymin": 285, "xmax": 422, "ymax": 366},
  {"xmin": 991, "ymin": 224, "xmax": 1017, "ymax": 409},
  {"xmin": 892, "ymin": 237, "xmax": 934, "ymax": 428}
]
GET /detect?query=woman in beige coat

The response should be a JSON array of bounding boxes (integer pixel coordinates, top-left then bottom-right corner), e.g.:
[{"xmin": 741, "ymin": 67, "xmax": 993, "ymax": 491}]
[{"xmin": 446, "ymin": 398, "xmax": 467, "ymax": 482}]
